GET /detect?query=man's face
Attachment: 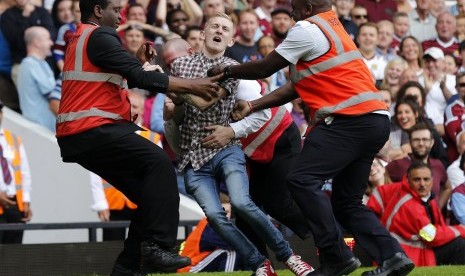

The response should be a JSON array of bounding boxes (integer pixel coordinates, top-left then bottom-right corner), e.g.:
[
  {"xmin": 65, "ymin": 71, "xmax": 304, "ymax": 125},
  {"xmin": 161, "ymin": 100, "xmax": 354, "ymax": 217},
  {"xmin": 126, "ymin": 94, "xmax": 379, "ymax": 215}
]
[
  {"xmin": 357, "ymin": 25, "xmax": 378, "ymax": 52},
  {"xmin": 169, "ymin": 11, "xmax": 189, "ymax": 36},
  {"xmin": 128, "ymin": 92, "xmax": 144, "ymax": 123},
  {"xmin": 203, "ymin": 0, "xmax": 225, "ymax": 19},
  {"xmin": 436, "ymin": 13, "xmax": 456, "ymax": 41},
  {"xmin": 186, "ymin": 30, "xmax": 204, "ymax": 53},
  {"xmin": 351, "ymin": 7, "xmax": 367, "ymax": 26},
  {"xmin": 334, "ymin": 0, "xmax": 354, "ymax": 17},
  {"xmin": 378, "ymin": 24, "xmax": 394, "ymax": 50},
  {"xmin": 393, "ymin": 16, "xmax": 409, "ymax": 37},
  {"xmin": 459, "ymin": 0, "xmax": 465, "ymax": 15},
  {"xmin": 271, "ymin": 13, "xmax": 292, "ymax": 37},
  {"xmin": 410, "ymin": 129, "xmax": 434, "ymax": 160},
  {"xmin": 456, "ymin": 75, "xmax": 465, "ymax": 102},
  {"xmin": 408, "ymin": 167, "xmax": 433, "ymax": 198},
  {"xmin": 127, "ymin": 6, "xmax": 147, "ymax": 23},
  {"xmin": 202, "ymin": 16, "xmax": 234, "ymax": 55},
  {"xmin": 239, "ymin": 12, "xmax": 258, "ymax": 42},
  {"xmin": 100, "ymin": 0, "xmax": 122, "ymax": 29},
  {"xmin": 423, "ymin": 56, "xmax": 444, "ymax": 77},
  {"xmin": 416, "ymin": 0, "xmax": 431, "ymax": 11},
  {"xmin": 35, "ymin": 28, "xmax": 54, "ymax": 57}
]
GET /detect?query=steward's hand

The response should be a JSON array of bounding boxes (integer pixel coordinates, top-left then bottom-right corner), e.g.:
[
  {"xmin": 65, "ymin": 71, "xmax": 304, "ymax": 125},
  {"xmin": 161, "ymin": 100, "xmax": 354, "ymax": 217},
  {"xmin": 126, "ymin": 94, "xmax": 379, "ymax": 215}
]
[
  {"xmin": 207, "ymin": 64, "xmax": 228, "ymax": 77},
  {"xmin": 231, "ymin": 100, "xmax": 251, "ymax": 121},
  {"xmin": 201, "ymin": 125, "xmax": 234, "ymax": 149},
  {"xmin": 163, "ymin": 96, "xmax": 176, "ymax": 121},
  {"xmin": 136, "ymin": 42, "xmax": 156, "ymax": 64},
  {"xmin": 189, "ymin": 74, "xmax": 223, "ymax": 101},
  {"xmin": 142, "ymin": 62, "xmax": 164, "ymax": 73}
]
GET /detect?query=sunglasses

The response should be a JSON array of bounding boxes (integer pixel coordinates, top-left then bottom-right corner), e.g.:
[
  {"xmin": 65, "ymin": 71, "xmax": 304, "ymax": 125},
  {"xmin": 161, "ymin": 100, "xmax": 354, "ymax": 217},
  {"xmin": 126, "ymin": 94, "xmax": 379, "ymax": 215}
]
[{"xmin": 354, "ymin": 15, "xmax": 368, "ymax": 19}]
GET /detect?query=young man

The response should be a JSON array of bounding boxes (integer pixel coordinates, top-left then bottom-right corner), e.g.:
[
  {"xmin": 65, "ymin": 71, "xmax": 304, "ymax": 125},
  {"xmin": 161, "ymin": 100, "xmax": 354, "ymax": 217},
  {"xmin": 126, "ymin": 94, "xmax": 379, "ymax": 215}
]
[
  {"xmin": 57, "ymin": 0, "xmax": 220, "ymax": 275},
  {"xmin": 167, "ymin": 14, "xmax": 313, "ymax": 276}
]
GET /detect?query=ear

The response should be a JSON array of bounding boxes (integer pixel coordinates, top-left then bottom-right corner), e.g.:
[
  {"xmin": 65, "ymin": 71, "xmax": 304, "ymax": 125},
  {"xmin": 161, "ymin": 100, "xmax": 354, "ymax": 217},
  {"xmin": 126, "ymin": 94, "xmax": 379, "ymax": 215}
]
[
  {"xmin": 188, "ymin": 47, "xmax": 195, "ymax": 55},
  {"xmin": 227, "ymin": 37, "xmax": 235, "ymax": 47},
  {"xmin": 200, "ymin": 30, "xmax": 205, "ymax": 40},
  {"xmin": 94, "ymin": 5, "xmax": 103, "ymax": 19}
]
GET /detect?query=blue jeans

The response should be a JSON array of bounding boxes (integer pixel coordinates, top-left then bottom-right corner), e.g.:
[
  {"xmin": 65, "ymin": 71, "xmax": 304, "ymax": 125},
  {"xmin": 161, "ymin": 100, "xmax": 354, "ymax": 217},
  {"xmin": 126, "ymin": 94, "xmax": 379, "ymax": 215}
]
[{"xmin": 184, "ymin": 145, "xmax": 292, "ymax": 269}]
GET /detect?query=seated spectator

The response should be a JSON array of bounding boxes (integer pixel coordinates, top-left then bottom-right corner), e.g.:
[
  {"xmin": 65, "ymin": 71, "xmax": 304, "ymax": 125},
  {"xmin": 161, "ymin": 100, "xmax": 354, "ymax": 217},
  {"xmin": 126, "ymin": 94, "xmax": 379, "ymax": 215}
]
[
  {"xmin": 389, "ymin": 97, "xmax": 420, "ymax": 161},
  {"xmin": 184, "ymin": 25, "xmax": 204, "ymax": 53},
  {"xmin": 334, "ymin": 0, "xmax": 358, "ymax": 41},
  {"xmin": 422, "ymin": 12, "xmax": 460, "ymax": 64},
  {"xmin": 386, "ymin": 123, "xmax": 452, "ymax": 210},
  {"xmin": 451, "ymin": 153, "xmax": 465, "ymax": 224},
  {"xmin": 445, "ymin": 52, "xmax": 459, "ymax": 74},
  {"xmin": 430, "ymin": 0, "xmax": 447, "ymax": 18},
  {"xmin": 420, "ymin": 47, "xmax": 457, "ymax": 136},
  {"xmin": 448, "ymin": 132, "xmax": 465, "ymax": 190},
  {"xmin": 166, "ymin": 9, "xmax": 191, "ymax": 38},
  {"xmin": 350, "ymin": 5, "xmax": 368, "ymax": 27},
  {"xmin": 355, "ymin": 0, "xmax": 397, "ymax": 23},
  {"xmin": 17, "ymin": 26, "xmax": 58, "ymax": 132},
  {"xmin": 358, "ymin": 22, "xmax": 387, "ymax": 85},
  {"xmin": 367, "ymin": 161, "xmax": 465, "ymax": 266},
  {"xmin": 377, "ymin": 20, "xmax": 397, "ymax": 62},
  {"xmin": 177, "ymin": 192, "xmax": 245, "ymax": 273},
  {"xmin": 51, "ymin": 0, "xmax": 74, "ymax": 31},
  {"xmin": 53, "ymin": 0, "xmax": 80, "ymax": 72},
  {"xmin": 365, "ymin": 156, "xmax": 392, "ymax": 204},
  {"xmin": 399, "ymin": 36, "xmax": 425, "ymax": 77},
  {"xmin": 444, "ymin": 72, "xmax": 465, "ymax": 163},
  {"xmin": 408, "ymin": 0, "xmax": 437, "ymax": 42},
  {"xmin": 456, "ymin": 14, "xmax": 465, "ymax": 42},
  {"xmin": 391, "ymin": 12, "xmax": 410, "ymax": 54},
  {"xmin": 270, "ymin": 8, "xmax": 292, "ymax": 46},
  {"xmin": 395, "ymin": 82, "xmax": 448, "ymax": 166},
  {"xmin": 381, "ymin": 58, "xmax": 409, "ymax": 100}
]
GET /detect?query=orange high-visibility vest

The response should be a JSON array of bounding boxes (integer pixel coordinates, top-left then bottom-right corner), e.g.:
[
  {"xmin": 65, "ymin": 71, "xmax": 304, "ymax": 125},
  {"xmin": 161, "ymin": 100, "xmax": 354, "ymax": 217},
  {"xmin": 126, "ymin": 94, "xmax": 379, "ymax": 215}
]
[
  {"xmin": 56, "ymin": 23, "xmax": 131, "ymax": 137},
  {"xmin": 103, "ymin": 128, "xmax": 161, "ymax": 210},
  {"xmin": 0, "ymin": 130, "xmax": 24, "ymax": 215},
  {"xmin": 290, "ymin": 10, "xmax": 386, "ymax": 125}
]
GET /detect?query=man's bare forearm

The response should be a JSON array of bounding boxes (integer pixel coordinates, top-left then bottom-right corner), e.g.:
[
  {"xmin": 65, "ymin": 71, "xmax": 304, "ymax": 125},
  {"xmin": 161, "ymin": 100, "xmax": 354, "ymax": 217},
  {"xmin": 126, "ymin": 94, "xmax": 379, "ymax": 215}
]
[{"xmin": 250, "ymin": 83, "xmax": 299, "ymax": 112}]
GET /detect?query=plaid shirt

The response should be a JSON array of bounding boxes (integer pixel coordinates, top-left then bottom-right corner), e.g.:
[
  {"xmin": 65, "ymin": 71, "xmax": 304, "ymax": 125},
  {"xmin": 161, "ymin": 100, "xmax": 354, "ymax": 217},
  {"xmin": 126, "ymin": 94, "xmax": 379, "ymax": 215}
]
[{"xmin": 171, "ymin": 52, "xmax": 240, "ymax": 171}]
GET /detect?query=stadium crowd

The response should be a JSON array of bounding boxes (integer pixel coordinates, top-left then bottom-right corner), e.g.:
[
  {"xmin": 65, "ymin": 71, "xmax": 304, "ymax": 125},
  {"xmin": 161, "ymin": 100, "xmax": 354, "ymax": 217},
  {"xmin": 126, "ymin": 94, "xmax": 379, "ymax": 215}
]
[{"xmin": 1, "ymin": 0, "xmax": 465, "ymax": 275}]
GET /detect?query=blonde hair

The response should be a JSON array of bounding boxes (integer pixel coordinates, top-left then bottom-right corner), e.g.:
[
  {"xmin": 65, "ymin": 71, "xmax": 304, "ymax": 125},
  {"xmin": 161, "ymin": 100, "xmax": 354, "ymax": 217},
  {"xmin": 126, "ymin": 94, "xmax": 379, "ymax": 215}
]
[
  {"xmin": 381, "ymin": 58, "xmax": 409, "ymax": 88},
  {"xmin": 206, "ymin": 12, "xmax": 234, "ymax": 26}
]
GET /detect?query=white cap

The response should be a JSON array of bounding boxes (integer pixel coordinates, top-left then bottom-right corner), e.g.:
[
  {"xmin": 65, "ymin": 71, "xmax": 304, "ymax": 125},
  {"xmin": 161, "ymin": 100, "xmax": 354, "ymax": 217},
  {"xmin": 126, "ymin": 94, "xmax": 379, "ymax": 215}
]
[{"xmin": 423, "ymin": 47, "xmax": 445, "ymax": 60}]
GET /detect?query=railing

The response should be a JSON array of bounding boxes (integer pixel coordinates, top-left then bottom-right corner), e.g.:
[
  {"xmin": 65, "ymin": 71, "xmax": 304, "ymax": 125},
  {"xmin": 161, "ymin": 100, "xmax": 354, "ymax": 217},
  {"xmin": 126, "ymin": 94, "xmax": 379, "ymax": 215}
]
[{"xmin": 0, "ymin": 220, "xmax": 200, "ymax": 242}]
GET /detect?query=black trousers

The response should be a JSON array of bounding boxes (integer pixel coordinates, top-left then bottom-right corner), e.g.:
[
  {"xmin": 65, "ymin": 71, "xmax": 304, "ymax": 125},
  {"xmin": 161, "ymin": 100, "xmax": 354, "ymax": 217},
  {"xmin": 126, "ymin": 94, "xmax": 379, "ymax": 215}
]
[
  {"xmin": 74, "ymin": 132, "xmax": 180, "ymax": 269},
  {"xmin": 287, "ymin": 114, "xmax": 403, "ymax": 264},
  {"xmin": 435, "ymin": 237, "xmax": 465, "ymax": 265},
  {"xmin": 0, "ymin": 203, "xmax": 24, "ymax": 244},
  {"xmin": 236, "ymin": 123, "xmax": 311, "ymax": 256},
  {"xmin": 103, "ymin": 207, "xmax": 136, "ymax": 241}
]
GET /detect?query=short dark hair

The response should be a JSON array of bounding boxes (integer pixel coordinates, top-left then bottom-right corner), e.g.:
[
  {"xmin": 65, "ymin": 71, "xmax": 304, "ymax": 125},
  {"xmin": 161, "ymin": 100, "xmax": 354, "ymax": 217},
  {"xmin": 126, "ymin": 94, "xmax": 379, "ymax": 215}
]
[
  {"xmin": 166, "ymin": 9, "xmax": 189, "ymax": 25},
  {"xmin": 396, "ymin": 81, "xmax": 426, "ymax": 105},
  {"xmin": 183, "ymin": 25, "xmax": 201, "ymax": 39},
  {"xmin": 271, "ymin": 8, "xmax": 291, "ymax": 18},
  {"xmin": 408, "ymin": 122, "xmax": 432, "ymax": 140},
  {"xmin": 126, "ymin": 3, "xmax": 145, "ymax": 17},
  {"xmin": 407, "ymin": 160, "xmax": 432, "ymax": 179},
  {"xmin": 80, "ymin": 0, "xmax": 110, "ymax": 22}
]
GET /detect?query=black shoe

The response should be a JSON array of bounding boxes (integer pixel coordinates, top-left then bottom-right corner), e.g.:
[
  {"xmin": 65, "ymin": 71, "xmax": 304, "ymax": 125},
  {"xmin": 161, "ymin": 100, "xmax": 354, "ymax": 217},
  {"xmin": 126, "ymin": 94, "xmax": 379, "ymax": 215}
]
[
  {"xmin": 140, "ymin": 241, "xmax": 191, "ymax": 273},
  {"xmin": 361, "ymin": 252, "xmax": 414, "ymax": 276},
  {"xmin": 111, "ymin": 263, "xmax": 146, "ymax": 276},
  {"xmin": 307, "ymin": 257, "xmax": 361, "ymax": 276}
]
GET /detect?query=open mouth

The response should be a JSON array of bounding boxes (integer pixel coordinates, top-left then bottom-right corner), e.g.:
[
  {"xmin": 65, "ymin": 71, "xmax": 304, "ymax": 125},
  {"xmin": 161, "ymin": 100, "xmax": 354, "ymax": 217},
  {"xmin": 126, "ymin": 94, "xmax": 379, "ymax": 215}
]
[{"xmin": 213, "ymin": 36, "xmax": 222, "ymax": 43}]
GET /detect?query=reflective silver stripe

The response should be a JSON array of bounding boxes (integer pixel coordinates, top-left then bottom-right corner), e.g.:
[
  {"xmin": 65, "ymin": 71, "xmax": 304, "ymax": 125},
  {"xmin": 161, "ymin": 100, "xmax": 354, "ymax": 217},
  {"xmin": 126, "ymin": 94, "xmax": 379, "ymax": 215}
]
[
  {"xmin": 386, "ymin": 194, "xmax": 412, "ymax": 230},
  {"xmin": 390, "ymin": 232, "xmax": 425, "ymax": 249},
  {"xmin": 290, "ymin": 50, "xmax": 362, "ymax": 83},
  {"xmin": 313, "ymin": 91, "xmax": 383, "ymax": 122},
  {"xmin": 102, "ymin": 181, "xmax": 112, "ymax": 189},
  {"xmin": 372, "ymin": 188, "xmax": 384, "ymax": 214},
  {"xmin": 75, "ymin": 27, "xmax": 93, "ymax": 71},
  {"xmin": 57, "ymin": 107, "xmax": 124, "ymax": 123},
  {"xmin": 243, "ymin": 106, "xmax": 287, "ymax": 157},
  {"xmin": 449, "ymin": 226, "xmax": 461, "ymax": 238},
  {"xmin": 310, "ymin": 15, "xmax": 344, "ymax": 54},
  {"xmin": 62, "ymin": 71, "xmax": 124, "ymax": 87}
]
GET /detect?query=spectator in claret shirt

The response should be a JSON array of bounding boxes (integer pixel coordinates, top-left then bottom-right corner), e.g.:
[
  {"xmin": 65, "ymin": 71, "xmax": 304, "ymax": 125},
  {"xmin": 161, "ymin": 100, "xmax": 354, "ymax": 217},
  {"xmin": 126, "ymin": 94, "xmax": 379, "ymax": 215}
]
[{"xmin": 355, "ymin": 0, "xmax": 397, "ymax": 23}]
